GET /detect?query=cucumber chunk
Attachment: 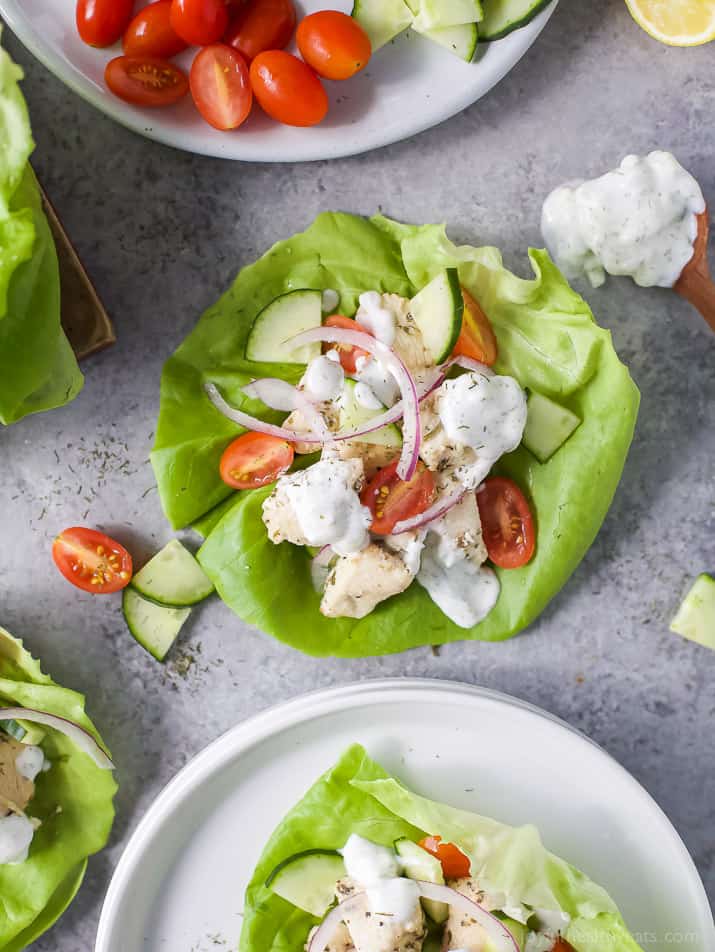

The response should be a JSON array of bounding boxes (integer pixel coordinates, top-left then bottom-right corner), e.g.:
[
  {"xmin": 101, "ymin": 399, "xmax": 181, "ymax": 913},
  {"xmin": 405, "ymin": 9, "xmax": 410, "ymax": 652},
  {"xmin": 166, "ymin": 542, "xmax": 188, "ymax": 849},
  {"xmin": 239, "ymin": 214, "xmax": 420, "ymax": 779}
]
[
  {"xmin": 0, "ymin": 719, "xmax": 26, "ymax": 741},
  {"xmin": 415, "ymin": 22, "xmax": 479, "ymax": 61},
  {"xmin": 337, "ymin": 379, "xmax": 402, "ymax": 447},
  {"xmin": 122, "ymin": 588, "xmax": 191, "ymax": 662},
  {"xmin": 522, "ymin": 391, "xmax": 581, "ymax": 463},
  {"xmin": 394, "ymin": 838, "xmax": 448, "ymax": 924},
  {"xmin": 131, "ymin": 539, "xmax": 214, "ymax": 608},
  {"xmin": 245, "ymin": 290, "xmax": 322, "ymax": 365},
  {"xmin": 351, "ymin": 0, "xmax": 413, "ymax": 50},
  {"xmin": 480, "ymin": 0, "xmax": 552, "ymax": 41},
  {"xmin": 496, "ymin": 915, "xmax": 528, "ymax": 950},
  {"xmin": 410, "ymin": 269, "xmax": 463, "ymax": 364},
  {"xmin": 408, "ymin": 0, "xmax": 482, "ymax": 30},
  {"xmin": 670, "ymin": 575, "xmax": 715, "ymax": 650},
  {"xmin": 266, "ymin": 849, "xmax": 346, "ymax": 916}
]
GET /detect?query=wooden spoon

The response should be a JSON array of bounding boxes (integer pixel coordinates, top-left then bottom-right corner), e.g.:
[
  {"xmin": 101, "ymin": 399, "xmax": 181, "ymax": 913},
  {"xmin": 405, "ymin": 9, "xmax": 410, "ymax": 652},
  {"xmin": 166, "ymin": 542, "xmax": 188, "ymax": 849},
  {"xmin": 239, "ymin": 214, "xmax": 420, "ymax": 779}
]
[{"xmin": 674, "ymin": 208, "xmax": 715, "ymax": 333}]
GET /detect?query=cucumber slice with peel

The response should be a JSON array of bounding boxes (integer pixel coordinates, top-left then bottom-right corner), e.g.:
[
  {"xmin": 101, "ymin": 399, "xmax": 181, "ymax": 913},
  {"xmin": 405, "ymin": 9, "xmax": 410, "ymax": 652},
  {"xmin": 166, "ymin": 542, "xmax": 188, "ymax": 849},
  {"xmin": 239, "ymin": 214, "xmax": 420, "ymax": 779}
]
[
  {"xmin": 670, "ymin": 575, "xmax": 715, "ymax": 650},
  {"xmin": 351, "ymin": 0, "xmax": 413, "ymax": 50},
  {"xmin": 337, "ymin": 379, "xmax": 402, "ymax": 447},
  {"xmin": 407, "ymin": 0, "xmax": 482, "ymax": 30},
  {"xmin": 245, "ymin": 290, "xmax": 322, "ymax": 365},
  {"xmin": 522, "ymin": 391, "xmax": 581, "ymax": 463},
  {"xmin": 131, "ymin": 539, "xmax": 214, "ymax": 608},
  {"xmin": 266, "ymin": 849, "xmax": 346, "ymax": 916},
  {"xmin": 122, "ymin": 588, "xmax": 190, "ymax": 662},
  {"xmin": 480, "ymin": 0, "xmax": 552, "ymax": 41},
  {"xmin": 394, "ymin": 838, "xmax": 448, "ymax": 923},
  {"xmin": 410, "ymin": 269, "xmax": 464, "ymax": 364},
  {"xmin": 414, "ymin": 22, "xmax": 478, "ymax": 60},
  {"xmin": 0, "ymin": 719, "xmax": 26, "ymax": 741}
]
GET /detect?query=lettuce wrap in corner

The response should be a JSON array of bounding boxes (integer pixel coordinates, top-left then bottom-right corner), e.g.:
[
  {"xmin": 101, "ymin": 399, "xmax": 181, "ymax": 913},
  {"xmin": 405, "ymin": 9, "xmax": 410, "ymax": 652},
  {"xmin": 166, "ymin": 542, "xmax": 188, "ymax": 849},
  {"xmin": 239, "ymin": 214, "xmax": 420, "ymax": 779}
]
[
  {"xmin": 152, "ymin": 212, "xmax": 639, "ymax": 656},
  {"xmin": 241, "ymin": 744, "xmax": 643, "ymax": 952},
  {"xmin": 0, "ymin": 37, "xmax": 83, "ymax": 426},
  {"xmin": 0, "ymin": 626, "xmax": 116, "ymax": 951}
]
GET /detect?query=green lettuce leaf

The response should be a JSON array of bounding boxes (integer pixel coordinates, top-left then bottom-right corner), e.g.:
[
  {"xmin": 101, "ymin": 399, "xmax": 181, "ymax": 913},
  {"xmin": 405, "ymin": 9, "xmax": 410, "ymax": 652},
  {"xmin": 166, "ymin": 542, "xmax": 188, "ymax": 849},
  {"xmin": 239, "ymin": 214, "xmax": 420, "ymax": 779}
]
[
  {"xmin": 0, "ymin": 627, "xmax": 116, "ymax": 949},
  {"xmin": 0, "ymin": 38, "xmax": 83, "ymax": 426},
  {"xmin": 240, "ymin": 744, "xmax": 643, "ymax": 952},
  {"xmin": 154, "ymin": 212, "xmax": 639, "ymax": 656}
]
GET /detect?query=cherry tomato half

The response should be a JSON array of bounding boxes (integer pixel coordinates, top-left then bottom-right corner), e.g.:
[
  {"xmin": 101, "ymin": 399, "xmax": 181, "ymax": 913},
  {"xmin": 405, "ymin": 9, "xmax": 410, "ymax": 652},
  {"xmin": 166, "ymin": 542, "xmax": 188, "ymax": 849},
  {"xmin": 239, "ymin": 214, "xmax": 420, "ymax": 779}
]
[
  {"xmin": 77, "ymin": 0, "xmax": 134, "ymax": 48},
  {"xmin": 220, "ymin": 432, "xmax": 294, "ymax": 490},
  {"xmin": 453, "ymin": 287, "xmax": 498, "ymax": 367},
  {"xmin": 476, "ymin": 476, "xmax": 536, "ymax": 569},
  {"xmin": 170, "ymin": 0, "xmax": 229, "ymax": 47},
  {"xmin": 552, "ymin": 941, "xmax": 577, "ymax": 952},
  {"xmin": 418, "ymin": 836, "xmax": 471, "ymax": 879},
  {"xmin": 105, "ymin": 56, "xmax": 189, "ymax": 107},
  {"xmin": 297, "ymin": 11, "xmax": 371, "ymax": 81},
  {"xmin": 123, "ymin": 1, "xmax": 188, "ymax": 59},
  {"xmin": 250, "ymin": 50, "xmax": 328, "ymax": 127},
  {"xmin": 224, "ymin": 0, "xmax": 296, "ymax": 62},
  {"xmin": 53, "ymin": 527, "xmax": 133, "ymax": 595},
  {"xmin": 361, "ymin": 459, "xmax": 435, "ymax": 536},
  {"xmin": 322, "ymin": 314, "xmax": 370, "ymax": 374},
  {"xmin": 190, "ymin": 44, "xmax": 253, "ymax": 130}
]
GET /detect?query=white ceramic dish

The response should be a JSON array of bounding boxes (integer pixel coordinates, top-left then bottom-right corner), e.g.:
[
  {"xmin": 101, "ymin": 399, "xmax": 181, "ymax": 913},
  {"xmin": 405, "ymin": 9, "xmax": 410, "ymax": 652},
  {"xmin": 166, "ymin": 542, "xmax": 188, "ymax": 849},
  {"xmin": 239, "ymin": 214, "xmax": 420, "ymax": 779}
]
[
  {"xmin": 0, "ymin": 1, "xmax": 557, "ymax": 161},
  {"xmin": 95, "ymin": 679, "xmax": 714, "ymax": 952}
]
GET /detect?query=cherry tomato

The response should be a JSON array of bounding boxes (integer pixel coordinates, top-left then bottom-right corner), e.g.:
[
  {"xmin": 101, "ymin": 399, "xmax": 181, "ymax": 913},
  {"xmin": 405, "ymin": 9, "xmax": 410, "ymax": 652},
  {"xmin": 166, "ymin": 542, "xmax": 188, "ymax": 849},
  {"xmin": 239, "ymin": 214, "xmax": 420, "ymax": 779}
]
[
  {"xmin": 170, "ymin": 0, "xmax": 229, "ymax": 47},
  {"xmin": 453, "ymin": 287, "xmax": 498, "ymax": 367},
  {"xmin": 220, "ymin": 432, "xmax": 294, "ymax": 490},
  {"xmin": 322, "ymin": 314, "xmax": 370, "ymax": 374},
  {"xmin": 224, "ymin": 0, "xmax": 296, "ymax": 62},
  {"xmin": 552, "ymin": 941, "xmax": 576, "ymax": 952},
  {"xmin": 105, "ymin": 56, "xmax": 189, "ymax": 107},
  {"xmin": 296, "ymin": 11, "xmax": 371, "ymax": 81},
  {"xmin": 190, "ymin": 44, "xmax": 253, "ymax": 130},
  {"xmin": 123, "ymin": 1, "xmax": 188, "ymax": 59},
  {"xmin": 418, "ymin": 836, "xmax": 471, "ymax": 879},
  {"xmin": 249, "ymin": 51, "xmax": 328, "ymax": 127},
  {"xmin": 476, "ymin": 477, "xmax": 536, "ymax": 569},
  {"xmin": 52, "ymin": 527, "xmax": 133, "ymax": 595},
  {"xmin": 361, "ymin": 459, "xmax": 435, "ymax": 536},
  {"xmin": 77, "ymin": 0, "xmax": 134, "ymax": 48}
]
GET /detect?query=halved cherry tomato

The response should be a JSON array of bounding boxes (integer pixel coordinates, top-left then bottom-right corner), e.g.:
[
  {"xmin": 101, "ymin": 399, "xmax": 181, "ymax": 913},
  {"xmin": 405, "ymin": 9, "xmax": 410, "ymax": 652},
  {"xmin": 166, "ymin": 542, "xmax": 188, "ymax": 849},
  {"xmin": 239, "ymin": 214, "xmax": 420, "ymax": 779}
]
[
  {"xmin": 190, "ymin": 44, "xmax": 253, "ymax": 130},
  {"xmin": 418, "ymin": 835, "xmax": 471, "ymax": 879},
  {"xmin": 220, "ymin": 432, "xmax": 294, "ymax": 490},
  {"xmin": 77, "ymin": 0, "xmax": 134, "ymax": 48},
  {"xmin": 323, "ymin": 314, "xmax": 371, "ymax": 374},
  {"xmin": 123, "ymin": 1, "xmax": 188, "ymax": 59},
  {"xmin": 476, "ymin": 476, "xmax": 536, "ymax": 569},
  {"xmin": 552, "ymin": 941, "xmax": 576, "ymax": 952},
  {"xmin": 297, "ymin": 11, "xmax": 371, "ymax": 81},
  {"xmin": 52, "ymin": 527, "xmax": 133, "ymax": 595},
  {"xmin": 453, "ymin": 287, "xmax": 498, "ymax": 367},
  {"xmin": 224, "ymin": 0, "xmax": 296, "ymax": 62},
  {"xmin": 105, "ymin": 56, "xmax": 189, "ymax": 107},
  {"xmin": 249, "ymin": 51, "xmax": 328, "ymax": 127},
  {"xmin": 170, "ymin": 0, "xmax": 229, "ymax": 47},
  {"xmin": 361, "ymin": 460, "xmax": 435, "ymax": 536}
]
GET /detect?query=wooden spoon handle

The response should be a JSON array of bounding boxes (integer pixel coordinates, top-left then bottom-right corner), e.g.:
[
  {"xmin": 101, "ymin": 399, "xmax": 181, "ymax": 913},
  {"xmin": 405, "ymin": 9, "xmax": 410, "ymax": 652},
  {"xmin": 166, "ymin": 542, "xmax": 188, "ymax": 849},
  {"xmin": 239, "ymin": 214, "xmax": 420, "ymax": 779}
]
[{"xmin": 675, "ymin": 209, "xmax": 715, "ymax": 333}]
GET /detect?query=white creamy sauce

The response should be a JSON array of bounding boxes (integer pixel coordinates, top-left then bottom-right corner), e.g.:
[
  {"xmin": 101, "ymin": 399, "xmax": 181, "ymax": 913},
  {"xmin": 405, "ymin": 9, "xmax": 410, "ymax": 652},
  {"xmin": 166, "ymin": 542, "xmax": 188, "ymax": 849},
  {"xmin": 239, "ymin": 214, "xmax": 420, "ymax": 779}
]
[
  {"xmin": 532, "ymin": 908, "xmax": 571, "ymax": 933},
  {"xmin": 385, "ymin": 529, "xmax": 426, "ymax": 576},
  {"xmin": 438, "ymin": 372, "xmax": 527, "ymax": 462},
  {"xmin": 0, "ymin": 813, "xmax": 35, "ymax": 865},
  {"xmin": 366, "ymin": 877, "xmax": 422, "ymax": 925},
  {"xmin": 357, "ymin": 291, "xmax": 396, "ymax": 345},
  {"xmin": 354, "ymin": 381, "xmax": 383, "ymax": 410},
  {"xmin": 283, "ymin": 460, "xmax": 371, "ymax": 556},
  {"xmin": 418, "ymin": 538, "xmax": 500, "ymax": 629},
  {"xmin": 15, "ymin": 745, "xmax": 46, "ymax": 782},
  {"xmin": 303, "ymin": 354, "xmax": 345, "ymax": 402},
  {"xmin": 342, "ymin": 834, "xmax": 401, "ymax": 884},
  {"xmin": 322, "ymin": 288, "xmax": 340, "ymax": 313},
  {"xmin": 525, "ymin": 933, "xmax": 558, "ymax": 952},
  {"xmin": 355, "ymin": 355, "xmax": 400, "ymax": 407},
  {"xmin": 541, "ymin": 151, "xmax": 705, "ymax": 288}
]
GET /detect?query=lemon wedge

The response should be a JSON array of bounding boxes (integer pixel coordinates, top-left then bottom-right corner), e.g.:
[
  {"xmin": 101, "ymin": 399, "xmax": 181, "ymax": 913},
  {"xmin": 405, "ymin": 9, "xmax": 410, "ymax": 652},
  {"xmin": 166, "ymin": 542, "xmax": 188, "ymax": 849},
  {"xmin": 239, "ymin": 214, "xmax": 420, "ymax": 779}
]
[{"xmin": 625, "ymin": 0, "xmax": 715, "ymax": 46}]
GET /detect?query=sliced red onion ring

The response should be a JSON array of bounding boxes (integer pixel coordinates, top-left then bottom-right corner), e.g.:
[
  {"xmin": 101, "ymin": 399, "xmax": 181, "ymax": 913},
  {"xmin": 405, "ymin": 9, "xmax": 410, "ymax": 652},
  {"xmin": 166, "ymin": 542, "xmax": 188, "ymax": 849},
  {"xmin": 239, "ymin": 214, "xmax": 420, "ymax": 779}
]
[
  {"xmin": 287, "ymin": 327, "xmax": 421, "ymax": 481},
  {"xmin": 243, "ymin": 378, "xmax": 330, "ymax": 440},
  {"xmin": 205, "ymin": 383, "xmax": 323, "ymax": 444},
  {"xmin": 310, "ymin": 545, "xmax": 334, "ymax": 593},
  {"xmin": 0, "ymin": 708, "xmax": 114, "ymax": 770},
  {"xmin": 392, "ymin": 488, "xmax": 465, "ymax": 535},
  {"xmin": 308, "ymin": 893, "xmax": 364, "ymax": 952}
]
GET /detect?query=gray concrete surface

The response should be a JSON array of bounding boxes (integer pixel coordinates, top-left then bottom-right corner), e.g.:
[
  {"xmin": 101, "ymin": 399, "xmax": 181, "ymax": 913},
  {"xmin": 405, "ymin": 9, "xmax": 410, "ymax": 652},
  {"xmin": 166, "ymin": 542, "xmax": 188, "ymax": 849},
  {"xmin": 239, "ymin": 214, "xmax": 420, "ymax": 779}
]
[{"xmin": 1, "ymin": 1, "xmax": 714, "ymax": 949}]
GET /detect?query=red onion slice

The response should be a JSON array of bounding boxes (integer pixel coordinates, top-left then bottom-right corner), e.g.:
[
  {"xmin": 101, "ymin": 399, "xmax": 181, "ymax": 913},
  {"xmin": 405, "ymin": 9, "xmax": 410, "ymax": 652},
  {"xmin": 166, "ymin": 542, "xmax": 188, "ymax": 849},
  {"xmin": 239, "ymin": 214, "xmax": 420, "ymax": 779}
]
[
  {"xmin": 0, "ymin": 708, "xmax": 114, "ymax": 770},
  {"xmin": 205, "ymin": 383, "xmax": 324, "ymax": 444},
  {"xmin": 308, "ymin": 893, "xmax": 364, "ymax": 952},
  {"xmin": 391, "ymin": 488, "xmax": 466, "ymax": 535},
  {"xmin": 287, "ymin": 327, "xmax": 421, "ymax": 481},
  {"xmin": 243, "ymin": 378, "xmax": 331, "ymax": 441}
]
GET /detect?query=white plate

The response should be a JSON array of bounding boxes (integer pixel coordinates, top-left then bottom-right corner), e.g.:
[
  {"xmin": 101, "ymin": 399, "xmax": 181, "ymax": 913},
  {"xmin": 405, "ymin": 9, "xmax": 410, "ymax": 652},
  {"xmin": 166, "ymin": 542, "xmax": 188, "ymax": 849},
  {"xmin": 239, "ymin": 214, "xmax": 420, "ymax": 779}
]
[
  {"xmin": 95, "ymin": 679, "xmax": 714, "ymax": 952},
  {"xmin": 0, "ymin": 1, "xmax": 557, "ymax": 161}
]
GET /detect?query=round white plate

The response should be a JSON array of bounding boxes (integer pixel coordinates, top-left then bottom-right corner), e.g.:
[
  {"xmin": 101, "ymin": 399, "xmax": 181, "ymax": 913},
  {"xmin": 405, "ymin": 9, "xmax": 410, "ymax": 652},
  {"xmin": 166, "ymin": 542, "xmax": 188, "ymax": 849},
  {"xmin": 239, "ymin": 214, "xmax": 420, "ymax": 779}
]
[
  {"xmin": 0, "ymin": 1, "xmax": 557, "ymax": 161},
  {"xmin": 95, "ymin": 679, "xmax": 714, "ymax": 952}
]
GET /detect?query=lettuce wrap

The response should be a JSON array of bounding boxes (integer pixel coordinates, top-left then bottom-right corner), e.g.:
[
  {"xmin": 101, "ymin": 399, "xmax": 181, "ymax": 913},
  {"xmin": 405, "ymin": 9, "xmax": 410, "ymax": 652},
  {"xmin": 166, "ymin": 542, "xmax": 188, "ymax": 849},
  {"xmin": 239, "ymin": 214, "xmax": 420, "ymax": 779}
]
[
  {"xmin": 241, "ymin": 744, "xmax": 643, "ymax": 952},
  {"xmin": 0, "ymin": 38, "xmax": 83, "ymax": 426},
  {"xmin": 152, "ymin": 212, "xmax": 639, "ymax": 656},
  {"xmin": 0, "ymin": 626, "xmax": 116, "ymax": 950}
]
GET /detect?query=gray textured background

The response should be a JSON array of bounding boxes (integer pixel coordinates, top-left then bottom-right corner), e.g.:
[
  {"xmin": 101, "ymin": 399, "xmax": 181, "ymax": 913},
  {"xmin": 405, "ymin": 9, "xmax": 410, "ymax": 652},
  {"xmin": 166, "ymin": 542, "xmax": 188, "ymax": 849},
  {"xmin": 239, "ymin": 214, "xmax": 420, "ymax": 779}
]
[{"xmin": 1, "ymin": 0, "xmax": 714, "ymax": 949}]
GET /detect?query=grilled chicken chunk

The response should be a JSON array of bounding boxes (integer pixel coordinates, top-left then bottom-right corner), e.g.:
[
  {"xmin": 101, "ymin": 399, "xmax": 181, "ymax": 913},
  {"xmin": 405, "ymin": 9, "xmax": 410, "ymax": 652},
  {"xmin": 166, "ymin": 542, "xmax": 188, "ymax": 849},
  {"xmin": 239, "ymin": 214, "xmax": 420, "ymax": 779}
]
[
  {"xmin": 441, "ymin": 878, "xmax": 491, "ymax": 952},
  {"xmin": 321, "ymin": 543, "xmax": 414, "ymax": 619},
  {"xmin": 336, "ymin": 877, "xmax": 426, "ymax": 952},
  {"xmin": 324, "ymin": 440, "xmax": 398, "ymax": 480},
  {"xmin": 0, "ymin": 735, "xmax": 35, "ymax": 816}
]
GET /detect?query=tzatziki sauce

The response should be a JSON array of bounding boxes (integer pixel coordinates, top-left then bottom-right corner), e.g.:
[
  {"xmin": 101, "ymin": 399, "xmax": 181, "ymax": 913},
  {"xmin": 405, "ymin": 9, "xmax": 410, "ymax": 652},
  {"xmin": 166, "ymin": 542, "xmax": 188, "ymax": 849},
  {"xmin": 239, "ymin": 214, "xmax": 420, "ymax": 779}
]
[
  {"xmin": 418, "ymin": 538, "xmax": 500, "ymax": 629},
  {"xmin": 0, "ymin": 813, "xmax": 35, "ymax": 865},
  {"xmin": 366, "ymin": 876, "xmax": 422, "ymax": 924},
  {"xmin": 541, "ymin": 151, "xmax": 705, "ymax": 288},
  {"xmin": 15, "ymin": 745, "xmax": 46, "ymax": 782},
  {"xmin": 356, "ymin": 291, "xmax": 396, "ymax": 345},
  {"xmin": 438, "ymin": 372, "xmax": 527, "ymax": 462},
  {"xmin": 303, "ymin": 354, "xmax": 345, "ymax": 402}
]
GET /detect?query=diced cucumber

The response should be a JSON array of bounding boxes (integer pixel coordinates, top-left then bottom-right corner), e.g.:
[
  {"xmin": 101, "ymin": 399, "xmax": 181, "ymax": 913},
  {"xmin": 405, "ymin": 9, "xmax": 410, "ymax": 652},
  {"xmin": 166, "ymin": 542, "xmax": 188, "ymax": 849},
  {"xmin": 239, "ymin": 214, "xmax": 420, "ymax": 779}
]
[
  {"xmin": 480, "ymin": 0, "xmax": 552, "ymax": 41},
  {"xmin": 670, "ymin": 575, "xmax": 715, "ymax": 650},
  {"xmin": 122, "ymin": 588, "xmax": 191, "ymax": 662},
  {"xmin": 265, "ymin": 849, "xmax": 346, "ymax": 916},
  {"xmin": 522, "ymin": 391, "xmax": 581, "ymax": 463},
  {"xmin": 338, "ymin": 379, "xmax": 402, "ymax": 447},
  {"xmin": 16, "ymin": 722, "xmax": 46, "ymax": 745},
  {"xmin": 415, "ymin": 22, "xmax": 479, "ymax": 61},
  {"xmin": 351, "ymin": 0, "xmax": 413, "ymax": 50},
  {"xmin": 131, "ymin": 539, "xmax": 214, "ymax": 608},
  {"xmin": 395, "ymin": 838, "xmax": 448, "ymax": 924},
  {"xmin": 410, "ymin": 269, "xmax": 463, "ymax": 364},
  {"xmin": 408, "ymin": 0, "xmax": 482, "ymax": 30},
  {"xmin": 0, "ymin": 719, "xmax": 26, "ymax": 741},
  {"xmin": 245, "ymin": 290, "xmax": 322, "ymax": 365}
]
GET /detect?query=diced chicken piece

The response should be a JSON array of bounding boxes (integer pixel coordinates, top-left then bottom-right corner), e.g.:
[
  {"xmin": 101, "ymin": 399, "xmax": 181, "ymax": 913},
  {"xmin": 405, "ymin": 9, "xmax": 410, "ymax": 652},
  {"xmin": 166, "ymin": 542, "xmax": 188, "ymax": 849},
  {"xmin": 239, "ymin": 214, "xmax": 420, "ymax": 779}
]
[
  {"xmin": 0, "ymin": 736, "xmax": 35, "ymax": 816},
  {"xmin": 321, "ymin": 543, "xmax": 414, "ymax": 619},
  {"xmin": 384, "ymin": 530, "xmax": 426, "ymax": 575},
  {"xmin": 284, "ymin": 402, "xmax": 341, "ymax": 455},
  {"xmin": 336, "ymin": 878, "xmax": 426, "ymax": 952},
  {"xmin": 441, "ymin": 878, "xmax": 491, "ymax": 952},
  {"xmin": 324, "ymin": 440, "xmax": 397, "ymax": 480},
  {"xmin": 428, "ymin": 493, "xmax": 487, "ymax": 568},
  {"xmin": 356, "ymin": 293, "xmax": 432, "ymax": 379},
  {"xmin": 306, "ymin": 922, "xmax": 355, "ymax": 952}
]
